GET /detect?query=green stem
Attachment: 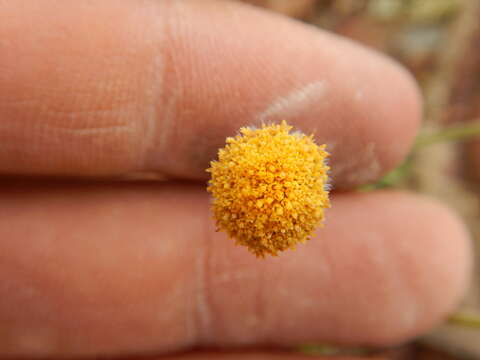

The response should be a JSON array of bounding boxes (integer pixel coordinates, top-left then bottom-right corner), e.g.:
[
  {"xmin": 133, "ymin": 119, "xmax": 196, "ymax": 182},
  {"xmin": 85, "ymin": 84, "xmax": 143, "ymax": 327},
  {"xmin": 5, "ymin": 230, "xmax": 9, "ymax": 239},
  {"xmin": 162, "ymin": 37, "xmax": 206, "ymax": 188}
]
[
  {"xmin": 448, "ymin": 312, "xmax": 480, "ymax": 328},
  {"xmin": 414, "ymin": 120, "xmax": 480, "ymax": 149},
  {"xmin": 359, "ymin": 120, "xmax": 480, "ymax": 191},
  {"xmin": 358, "ymin": 158, "xmax": 412, "ymax": 191},
  {"xmin": 297, "ymin": 344, "xmax": 367, "ymax": 356}
]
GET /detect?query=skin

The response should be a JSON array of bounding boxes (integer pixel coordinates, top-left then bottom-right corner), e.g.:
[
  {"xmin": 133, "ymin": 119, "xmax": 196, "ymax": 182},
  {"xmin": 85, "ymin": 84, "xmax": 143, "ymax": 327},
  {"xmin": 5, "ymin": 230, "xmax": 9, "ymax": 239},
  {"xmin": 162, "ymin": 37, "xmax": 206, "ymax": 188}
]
[{"xmin": 0, "ymin": 0, "xmax": 472, "ymax": 359}]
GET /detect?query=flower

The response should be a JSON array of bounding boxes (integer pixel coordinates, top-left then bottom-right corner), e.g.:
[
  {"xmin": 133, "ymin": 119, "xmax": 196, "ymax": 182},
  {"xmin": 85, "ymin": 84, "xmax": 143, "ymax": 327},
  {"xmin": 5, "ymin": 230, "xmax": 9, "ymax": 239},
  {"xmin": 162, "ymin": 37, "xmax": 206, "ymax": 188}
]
[{"xmin": 207, "ymin": 121, "xmax": 330, "ymax": 257}]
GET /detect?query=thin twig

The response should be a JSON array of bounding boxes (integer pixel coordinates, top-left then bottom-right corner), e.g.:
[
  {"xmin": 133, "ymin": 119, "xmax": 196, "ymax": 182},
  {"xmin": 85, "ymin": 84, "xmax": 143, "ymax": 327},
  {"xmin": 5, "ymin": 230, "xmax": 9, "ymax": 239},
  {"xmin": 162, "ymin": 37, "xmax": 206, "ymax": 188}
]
[
  {"xmin": 448, "ymin": 312, "xmax": 480, "ymax": 328},
  {"xmin": 415, "ymin": 120, "xmax": 480, "ymax": 149}
]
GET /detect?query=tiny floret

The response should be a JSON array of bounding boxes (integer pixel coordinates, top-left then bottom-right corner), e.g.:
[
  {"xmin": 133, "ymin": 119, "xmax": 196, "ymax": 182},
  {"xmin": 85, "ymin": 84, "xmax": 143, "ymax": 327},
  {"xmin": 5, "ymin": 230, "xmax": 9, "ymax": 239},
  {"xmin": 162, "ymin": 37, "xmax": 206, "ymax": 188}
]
[{"xmin": 207, "ymin": 121, "xmax": 330, "ymax": 257}]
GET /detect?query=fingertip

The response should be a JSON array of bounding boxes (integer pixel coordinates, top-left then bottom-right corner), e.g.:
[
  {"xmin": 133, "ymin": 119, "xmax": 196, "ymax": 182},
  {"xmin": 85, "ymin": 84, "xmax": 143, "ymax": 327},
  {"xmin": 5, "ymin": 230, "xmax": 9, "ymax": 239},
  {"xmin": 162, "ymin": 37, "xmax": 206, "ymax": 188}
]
[
  {"xmin": 380, "ymin": 62, "xmax": 423, "ymax": 174},
  {"xmin": 338, "ymin": 191, "xmax": 471, "ymax": 345},
  {"xmin": 389, "ymin": 192, "xmax": 472, "ymax": 343},
  {"xmin": 322, "ymin": 39, "xmax": 423, "ymax": 188},
  {"xmin": 203, "ymin": 190, "xmax": 471, "ymax": 347}
]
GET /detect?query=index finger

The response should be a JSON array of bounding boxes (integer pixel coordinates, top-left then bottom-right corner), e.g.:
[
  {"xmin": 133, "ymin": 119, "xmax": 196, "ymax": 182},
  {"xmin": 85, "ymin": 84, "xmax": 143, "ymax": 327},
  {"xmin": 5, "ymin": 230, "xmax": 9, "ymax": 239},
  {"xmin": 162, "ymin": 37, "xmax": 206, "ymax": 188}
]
[{"xmin": 0, "ymin": 0, "xmax": 421, "ymax": 188}]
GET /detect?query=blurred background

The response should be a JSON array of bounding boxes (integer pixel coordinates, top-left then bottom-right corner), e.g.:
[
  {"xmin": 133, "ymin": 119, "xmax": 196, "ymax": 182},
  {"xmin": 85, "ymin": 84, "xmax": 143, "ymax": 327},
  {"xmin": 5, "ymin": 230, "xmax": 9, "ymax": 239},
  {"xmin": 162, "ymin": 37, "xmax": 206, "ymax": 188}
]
[{"xmin": 237, "ymin": 1, "xmax": 480, "ymax": 359}]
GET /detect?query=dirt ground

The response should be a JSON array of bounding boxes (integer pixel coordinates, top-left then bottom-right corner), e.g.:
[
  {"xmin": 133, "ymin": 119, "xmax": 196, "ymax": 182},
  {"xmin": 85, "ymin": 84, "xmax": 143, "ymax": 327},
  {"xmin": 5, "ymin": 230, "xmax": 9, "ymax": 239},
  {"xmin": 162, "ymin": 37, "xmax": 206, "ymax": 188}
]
[{"xmin": 239, "ymin": 1, "xmax": 480, "ymax": 359}]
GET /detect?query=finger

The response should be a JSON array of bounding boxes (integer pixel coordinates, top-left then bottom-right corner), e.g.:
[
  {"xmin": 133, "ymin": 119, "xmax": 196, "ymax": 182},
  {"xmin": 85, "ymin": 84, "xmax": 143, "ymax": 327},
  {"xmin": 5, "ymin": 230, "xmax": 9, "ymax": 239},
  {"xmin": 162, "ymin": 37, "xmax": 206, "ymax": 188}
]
[
  {"xmin": 0, "ymin": 0, "xmax": 421, "ymax": 187},
  {"xmin": 0, "ymin": 182, "xmax": 469, "ymax": 357}
]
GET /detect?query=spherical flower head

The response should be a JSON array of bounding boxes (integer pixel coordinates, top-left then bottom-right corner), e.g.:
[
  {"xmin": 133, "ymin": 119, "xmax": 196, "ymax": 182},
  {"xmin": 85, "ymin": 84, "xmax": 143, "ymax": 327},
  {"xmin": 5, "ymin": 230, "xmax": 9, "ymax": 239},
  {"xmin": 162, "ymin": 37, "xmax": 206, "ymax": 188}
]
[{"xmin": 207, "ymin": 121, "xmax": 330, "ymax": 258}]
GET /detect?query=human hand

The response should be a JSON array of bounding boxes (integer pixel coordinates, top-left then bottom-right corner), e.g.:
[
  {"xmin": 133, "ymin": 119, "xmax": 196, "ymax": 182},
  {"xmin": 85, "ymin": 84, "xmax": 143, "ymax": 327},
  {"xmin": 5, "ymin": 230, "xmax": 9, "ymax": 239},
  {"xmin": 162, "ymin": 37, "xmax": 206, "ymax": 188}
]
[{"xmin": 0, "ymin": 1, "xmax": 471, "ymax": 359}]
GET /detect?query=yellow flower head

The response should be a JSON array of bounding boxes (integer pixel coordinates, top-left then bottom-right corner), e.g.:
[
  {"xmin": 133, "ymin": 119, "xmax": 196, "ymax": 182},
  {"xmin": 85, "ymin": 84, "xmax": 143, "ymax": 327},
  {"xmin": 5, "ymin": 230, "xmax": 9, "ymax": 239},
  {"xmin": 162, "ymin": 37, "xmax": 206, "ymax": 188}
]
[{"xmin": 207, "ymin": 121, "xmax": 330, "ymax": 257}]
